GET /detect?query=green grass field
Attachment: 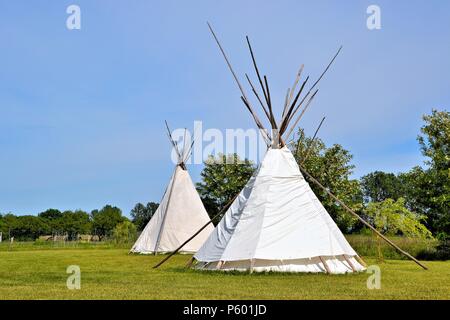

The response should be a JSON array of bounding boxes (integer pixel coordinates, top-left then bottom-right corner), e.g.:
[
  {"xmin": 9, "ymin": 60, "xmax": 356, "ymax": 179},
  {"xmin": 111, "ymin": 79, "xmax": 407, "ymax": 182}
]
[{"xmin": 0, "ymin": 247, "xmax": 449, "ymax": 300}]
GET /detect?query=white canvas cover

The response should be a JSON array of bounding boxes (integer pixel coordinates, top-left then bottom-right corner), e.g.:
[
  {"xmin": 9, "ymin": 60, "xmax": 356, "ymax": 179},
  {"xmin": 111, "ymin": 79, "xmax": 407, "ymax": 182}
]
[
  {"xmin": 194, "ymin": 146, "xmax": 365, "ymax": 273},
  {"xmin": 130, "ymin": 165, "xmax": 214, "ymax": 254}
]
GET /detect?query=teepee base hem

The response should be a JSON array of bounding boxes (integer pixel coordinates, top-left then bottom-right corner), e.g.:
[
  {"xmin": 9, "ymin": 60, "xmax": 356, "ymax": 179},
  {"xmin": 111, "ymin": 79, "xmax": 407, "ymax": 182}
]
[
  {"xmin": 194, "ymin": 256, "xmax": 366, "ymax": 274},
  {"xmin": 129, "ymin": 250, "xmax": 195, "ymax": 255}
]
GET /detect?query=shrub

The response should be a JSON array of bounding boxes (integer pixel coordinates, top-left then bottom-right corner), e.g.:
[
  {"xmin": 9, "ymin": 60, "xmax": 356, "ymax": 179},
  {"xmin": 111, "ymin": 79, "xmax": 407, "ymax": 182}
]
[
  {"xmin": 112, "ymin": 221, "xmax": 137, "ymax": 244},
  {"xmin": 416, "ymin": 240, "xmax": 450, "ymax": 261},
  {"xmin": 346, "ymin": 234, "xmax": 439, "ymax": 260}
]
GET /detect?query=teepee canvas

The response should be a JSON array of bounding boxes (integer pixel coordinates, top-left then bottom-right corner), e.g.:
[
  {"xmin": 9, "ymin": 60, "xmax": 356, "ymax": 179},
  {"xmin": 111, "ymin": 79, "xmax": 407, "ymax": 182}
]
[
  {"xmin": 192, "ymin": 24, "xmax": 367, "ymax": 273},
  {"xmin": 194, "ymin": 147, "xmax": 366, "ymax": 273},
  {"xmin": 130, "ymin": 123, "xmax": 214, "ymax": 254}
]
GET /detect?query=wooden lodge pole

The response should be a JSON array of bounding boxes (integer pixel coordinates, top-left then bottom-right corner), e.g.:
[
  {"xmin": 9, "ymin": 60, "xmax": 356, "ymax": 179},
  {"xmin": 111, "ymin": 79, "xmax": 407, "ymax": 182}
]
[{"xmin": 298, "ymin": 163, "xmax": 428, "ymax": 270}]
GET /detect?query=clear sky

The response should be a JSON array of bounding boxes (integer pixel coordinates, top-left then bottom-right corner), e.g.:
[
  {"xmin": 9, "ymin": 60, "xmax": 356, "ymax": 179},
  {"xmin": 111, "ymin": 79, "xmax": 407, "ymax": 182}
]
[{"xmin": 1, "ymin": 1, "xmax": 449, "ymax": 216}]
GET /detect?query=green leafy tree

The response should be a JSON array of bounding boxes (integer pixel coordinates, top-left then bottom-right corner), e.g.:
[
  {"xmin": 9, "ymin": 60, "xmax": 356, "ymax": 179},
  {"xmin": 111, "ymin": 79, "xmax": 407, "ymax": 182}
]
[
  {"xmin": 5, "ymin": 215, "xmax": 50, "ymax": 241},
  {"xmin": 0, "ymin": 214, "xmax": 16, "ymax": 239},
  {"xmin": 417, "ymin": 109, "xmax": 449, "ymax": 235},
  {"xmin": 130, "ymin": 202, "xmax": 159, "ymax": 231},
  {"xmin": 291, "ymin": 129, "xmax": 363, "ymax": 232},
  {"xmin": 0, "ymin": 214, "xmax": 6, "ymax": 238},
  {"xmin": 196, "ymin": 153, "xmax": 256, "ymax": 218},
  {"xmin": 113, "ymin": 221, "xmax": 137, "ymax": 244},
  {"xmin": 38, "ymin": 209, "xmax": 64, "ymax": 234},
  {"xmin": 365, "ymin": 198, "xmax": 432, "ymax": 237},
  {"xmin": 60, "ymin": 210, "xmax": 91, "ymax": 240},
  {"xmin": 38, "ymin": 209, "xmax": 63, "ymax": 220},
  {"xmin": 364, "ymin": 198, "xmax": 433, "ymax": 261},
  {"xmin": 38, "ymin": 209, "xmax": 91, "ymax": 239},
  {"xmin": 91, "ymin": 205, "xmax": 125, "ymax": 240},
  {"xmin": 400, "ymin": 109, "xmax": 449, "ymax": 236},
  {"xmin": 361, "ymin": 171, "xmax": 404, "ymax": 203},
  {"xmin": 398, "ymin": 166, "xmax": 430, "ymax": 220}
]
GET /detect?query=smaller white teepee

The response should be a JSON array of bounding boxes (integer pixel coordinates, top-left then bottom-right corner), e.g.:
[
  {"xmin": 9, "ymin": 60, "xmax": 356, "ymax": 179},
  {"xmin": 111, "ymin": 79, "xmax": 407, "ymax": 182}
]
[{"xmin": 130, "ymin": 124, "xmax": 214, "ymax": 254}]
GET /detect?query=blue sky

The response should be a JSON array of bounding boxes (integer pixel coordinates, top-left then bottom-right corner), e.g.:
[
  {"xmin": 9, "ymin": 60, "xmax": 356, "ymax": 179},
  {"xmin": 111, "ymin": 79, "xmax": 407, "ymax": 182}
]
[{"xmin": 1, "ymin": 1, "xmax": 449, "ymax": 216}]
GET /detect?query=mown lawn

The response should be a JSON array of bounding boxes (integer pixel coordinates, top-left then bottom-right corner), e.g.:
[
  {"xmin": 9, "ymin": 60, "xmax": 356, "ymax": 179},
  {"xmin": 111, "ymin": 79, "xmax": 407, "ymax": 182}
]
[{"xmin": 0, "ymin": 248, "xmax": 449, "ymax": 299}]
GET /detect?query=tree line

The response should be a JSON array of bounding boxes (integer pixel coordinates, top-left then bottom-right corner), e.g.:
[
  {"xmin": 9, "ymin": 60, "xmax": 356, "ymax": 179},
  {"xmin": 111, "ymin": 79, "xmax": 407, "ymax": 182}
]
[
  {"xmin": 1, "ymin": 109, "xmax": 448, "ymax": 242},
  {"xmin": 0, "ymin": 204, "xmax": 159, "ymax": 242}
]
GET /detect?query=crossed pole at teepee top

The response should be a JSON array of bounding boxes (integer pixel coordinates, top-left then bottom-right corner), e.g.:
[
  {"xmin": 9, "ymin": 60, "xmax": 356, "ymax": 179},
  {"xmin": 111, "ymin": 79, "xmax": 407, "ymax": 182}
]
[{"xmin": 153, "ymin": 23, "xmax": 427, "ymax": 271}]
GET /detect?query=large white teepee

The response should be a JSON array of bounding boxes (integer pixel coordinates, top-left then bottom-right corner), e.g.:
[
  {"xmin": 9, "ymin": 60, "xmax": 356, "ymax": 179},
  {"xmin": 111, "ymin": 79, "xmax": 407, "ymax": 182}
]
[
  {"xmin": 194, "ymin": 147, "xmax": 365, "ymax": 273},
  {"xmin": 130, "ymin": 125, "xmax": 214, "ymax": 254},
  {"xmin": 191, "ymin": 24, "xmax": 366, "ymax": 273}
]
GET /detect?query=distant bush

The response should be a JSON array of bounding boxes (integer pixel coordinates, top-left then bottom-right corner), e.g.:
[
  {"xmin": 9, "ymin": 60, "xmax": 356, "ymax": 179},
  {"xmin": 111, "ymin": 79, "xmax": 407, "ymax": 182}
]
[
  {"xmin": 346, "ymin": 234, "xmax": 439, "ymax": 260},
  {"xmin": 416, "ymin": 240, "xmax": 450, "ymax": 261},
  {"xmin": 113, "ymin": 221, "xmax": 137, "ymax": 244},
  {"xmin": 34, "ymin": 239, "xmax": 48, "ymax": 245}
]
